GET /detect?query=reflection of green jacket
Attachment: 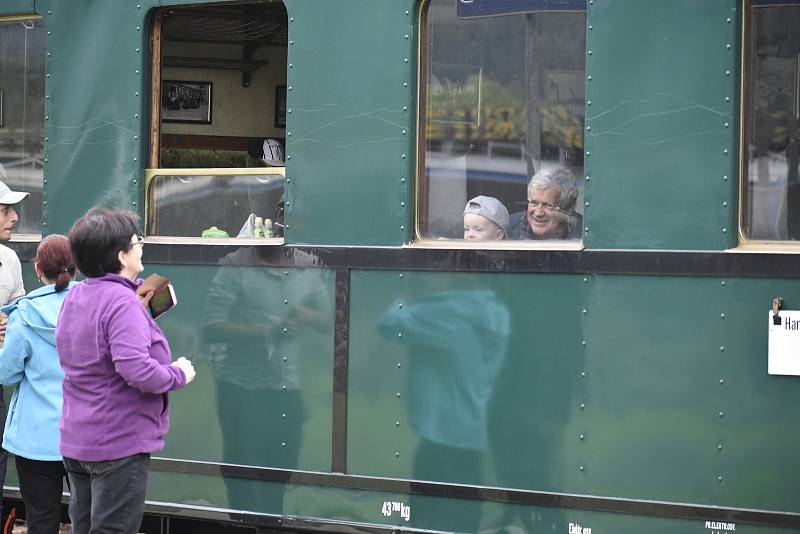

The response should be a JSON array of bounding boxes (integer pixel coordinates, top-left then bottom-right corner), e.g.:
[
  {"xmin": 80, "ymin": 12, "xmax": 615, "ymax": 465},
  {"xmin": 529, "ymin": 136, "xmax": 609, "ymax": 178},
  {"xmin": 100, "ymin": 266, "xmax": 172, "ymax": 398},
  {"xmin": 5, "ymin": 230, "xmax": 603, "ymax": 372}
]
[{"xmin": 380, "ymin": 290, "xmax": 509, "ymax": 450}]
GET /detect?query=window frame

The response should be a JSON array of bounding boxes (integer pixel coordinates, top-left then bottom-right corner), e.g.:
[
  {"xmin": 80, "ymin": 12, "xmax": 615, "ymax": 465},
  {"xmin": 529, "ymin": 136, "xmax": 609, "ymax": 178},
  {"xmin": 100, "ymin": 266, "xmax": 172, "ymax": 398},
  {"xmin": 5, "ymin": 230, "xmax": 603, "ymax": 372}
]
[
  {"xmin": 0, "ymin": 14, "xmax": 45, "ymax": 242},
  {"xmin": 146, "ymin": 6, "xmax": 286, "ymax": 245},
  {"xmin": 736, "ymin": 0, "xmax": 800, "ymax": 251},
  {"xmin": 413, "ymin": 0, "xmax": 585, "ymax": 251}
]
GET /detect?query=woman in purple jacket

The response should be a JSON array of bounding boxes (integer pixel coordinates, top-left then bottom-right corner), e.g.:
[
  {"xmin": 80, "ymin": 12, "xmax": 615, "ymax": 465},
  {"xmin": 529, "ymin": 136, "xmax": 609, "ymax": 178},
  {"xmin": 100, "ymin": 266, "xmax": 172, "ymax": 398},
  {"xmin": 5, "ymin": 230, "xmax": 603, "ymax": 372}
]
[{"xmin": 55, "ymin": 208, "xmax": 196, "ymax": 534}]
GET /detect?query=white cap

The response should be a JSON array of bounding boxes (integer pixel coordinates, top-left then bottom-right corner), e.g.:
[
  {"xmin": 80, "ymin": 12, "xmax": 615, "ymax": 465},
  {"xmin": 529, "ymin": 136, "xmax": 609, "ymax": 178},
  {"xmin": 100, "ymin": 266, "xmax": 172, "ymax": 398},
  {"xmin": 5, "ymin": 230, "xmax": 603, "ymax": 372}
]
[
  {"xmin": 0, "ymin": 180, "xmax": 29, "ymax": 205},
  {"xmin": 464, "ymin": 196, "xmax": 509, "ymax": 230}
]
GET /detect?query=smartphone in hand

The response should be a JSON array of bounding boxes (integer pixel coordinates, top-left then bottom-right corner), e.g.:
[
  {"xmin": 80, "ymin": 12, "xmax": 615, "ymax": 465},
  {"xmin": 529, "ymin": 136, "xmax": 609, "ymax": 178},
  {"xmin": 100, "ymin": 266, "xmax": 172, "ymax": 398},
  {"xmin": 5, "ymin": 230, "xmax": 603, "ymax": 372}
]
[{"xmin": 149, "ymin": 283, "xmax": 177, "ymax": 320}]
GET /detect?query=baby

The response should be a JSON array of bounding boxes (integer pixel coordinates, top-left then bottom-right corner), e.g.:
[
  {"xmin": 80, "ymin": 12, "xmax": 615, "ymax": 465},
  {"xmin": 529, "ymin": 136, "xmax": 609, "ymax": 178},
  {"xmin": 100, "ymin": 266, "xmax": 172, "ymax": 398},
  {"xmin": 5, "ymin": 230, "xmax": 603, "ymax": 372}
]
[{"xmin": 463, "ymin": 195, "xmax": 509, "ymax": 240}]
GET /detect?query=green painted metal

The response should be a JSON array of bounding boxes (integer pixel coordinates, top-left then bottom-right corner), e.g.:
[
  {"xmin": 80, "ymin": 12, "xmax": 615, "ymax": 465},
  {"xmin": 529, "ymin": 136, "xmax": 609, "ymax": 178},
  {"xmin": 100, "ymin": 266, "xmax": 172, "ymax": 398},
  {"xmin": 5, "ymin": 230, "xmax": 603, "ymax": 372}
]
[
  {"xmin": 144, "ymin": 262, "xmax": 335, "ymax": 511},
  {"xmin": 346, "ymin": 270, "xmax": 800, "ymax": 523},
  {"xmin": 281, "ymin": 0, "xmax": 416, "ymax": 246},
  {"xmin": 146, "ymin": 470, "xmax": 800, "ymax": 533},
  {"xmin": 0, "ymin": 1, "xmax": 34, "ymax": 16},
  {"xmin": 584, "ymin": 0, "xmax": 739, "ymax": 250}
]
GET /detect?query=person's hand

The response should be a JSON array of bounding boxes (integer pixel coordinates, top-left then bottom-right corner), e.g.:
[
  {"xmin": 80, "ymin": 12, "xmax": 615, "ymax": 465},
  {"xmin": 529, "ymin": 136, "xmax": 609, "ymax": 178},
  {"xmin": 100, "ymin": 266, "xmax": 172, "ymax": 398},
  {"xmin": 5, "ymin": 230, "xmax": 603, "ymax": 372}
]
[
  {"xmin": 138, "ymin": 290, "xmax": 154, "ymax": 308},
  {"xmin": 0, "ymin": 313, "xmax": 8, "ymax": 343},
  {"xmin": 172, "ymin": 356, "xmax": 196, "ymax": 384}
]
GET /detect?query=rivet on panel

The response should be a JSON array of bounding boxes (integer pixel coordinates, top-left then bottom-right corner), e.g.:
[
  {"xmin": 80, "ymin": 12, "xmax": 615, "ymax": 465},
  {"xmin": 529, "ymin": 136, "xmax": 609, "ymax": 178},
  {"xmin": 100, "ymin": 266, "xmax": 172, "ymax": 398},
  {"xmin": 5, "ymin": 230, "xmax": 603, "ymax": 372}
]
[
  {"xmin": 401, "ymin": 178, "xmax": 406, "ymax": 183},
  {"xmin": 582, "ymin": 309, "xmax": 588, "ymax": 315},
  {"xmin": 583, "ymin": 277, "xmax": 588, "ymax": 283},
  {"xmin": 581, "ymin": 371, "xmax": 586, "ymax": 378},
  {"xmin": 282, "ymin": 413, "xmax": 286, "ymax": 418},
  {"xmin": 718, "ymin": 444, "xmax": 723, "ymax": 450},
  {"xmin": 405, "ymin": 10, "xmax": 409, "ymax": 15},
  {"xmin": 404, "ymin": 58, "xmax": 409, "ymax": 63},
  {"xmin": 289, "ymin": 63, "xmax": 293, "ymax": 68},
  {"xmin": 132, "ymin": 201, "xmax": 137, "ymax": 206},
  {"xmin": 726, "ymin": 17, "xmax": 731, "ymax": 23},
  {"xmin": 718, "ymin": 411, "xmax": 724, "ymax": 417},
  {"xmin": 404, "ymin": 34, "xmax": 409, "ymax": 39},
  {"xmin": 395, "ymin": 452, "xmax": 400, "ymax": 457},
  {"xmin": 284, "ymin": 299, "xmax": 289, "ymax": 304},
  {"xmin": 724, "ymin": 122, "xmax": 729, "ymax": 128},
  {"xmin": 726, "ymin": 43, "xmax": 731, "ymax": 49},
  {"xmin": 398, "ymin": 303, "xmax": 403, "ymax": 309},
  {"xmin": 721, "ymin": 280, "xmax": 726, "ymax": 286},
  {"xmin": 397, "ymin": 362, "xmax": 402, "ymax": 368},
  {"xmin": 585, "ymin": 175, "xmax": 590, "ymax": 181},
  {"xmin": 399, "ymin": 273, "xmax": 404, "ymax": 278},
  {"xmin": 582, "ymin": 340, "xmax": 587, "ymax": 346},
  {"xmin": 290, "ymin": 17, "xmax": 294, "ymax": 22},
  {"xmin": 283, "ymin": 356, "xmax": 287, "ymax": 362},
  {"xmin": 136, "ymin": 48, "xmax": 140, "ymax": 53},
  {"xmin": 400, "ymin": 225, "xmax": 405, "ymax": 231},
  {"xmin": 588, "ymin": 50, "xmax": 592, "ymax": 55},
  {"xmin": 400, "ymin": 202, "xmax": 406, "ymax": 208},
  {"xmin": 133, "ymin": 179, "xmax": 137, "ymax": 184},
  {"xmin": 585, "ymin": 226, "xmax": 589, "ymax": 233},
  {"xmin": 585, "ymin": 151, "xmax": 591, "ymax": 156},
  {"xmin": 725, "ymin": 70, "xmax": 730, "ymax": 76},
  {"xmin": 402, "ymin": 154, "xmax": 407, "ymax": 159},
  {"xmin": 402, "ymin": 129, "xmax": 407, "ymax": 135},
  {"xmin": 134, "ymin": 135, "xmax": 138, "ymax": 140},
  {"xmin": 133, "ymin": 157, "xmax": 137, "ymax": 162},
  {"xmin": 396, "ymin": 392, "xmax": 401, "ymax": 398},
  {"xmin": 579, "ymin": 434, "xmax": 585, "ymax": 440},
  {"xmin": 579, "ymin": 465, "xmax": 585, "ymax": 471},
  {"xmin": 136, "ymin": 26, "xmax": 141, "ymax": 31},
  {"xmin": 134, "ymin": 114, "xmax": 139, "ymax": 118},
  {"xmin": 288, "ymin": 86, "xmax": 293, "ymax": 91},
  {"xmin": 135, "ymin": 70, "xmax": 139, "ymax": 74},
  {"xmin": 723, "ymin": 201, "xmax": 727, "ymax": 208},
  {"xmin": 718, "ymin": 476, "xmax": 723, "ymax": 482},
  {"xmin": 720, "ymin": 346, "xmax": 725, "ymax": 351},
  {"xmin": 47, "ymin": 52, "xmax": 51, "ymax": 57},
  {"xmin": 588, "ymin": 25, "xmax": 593, "ymax": 30},
  {"xmin": 722, "ymin": 227, "xmax": 727, "ymax": 234},
  {"xmin": 289, "ymin": 40, "xmax": 294, "ymax": 45},
  {"xmin": 580, "ymin": 403, "xmax": 585, "ymax": 410},
  {"xmin": 403, "ymin": 106, "xmax": 408, "ymax": 111},
  {"xmin": 723, "ymin": 175, "xmax": 728, "ymax": 181},
  {"xmin": 287, "ymin": 132, "xmax": 291, "ymax": 137},
  {"xmin": 397, "ymin": 332, "xmax": 403, "ymax": 338},
  {"xmin": 725, "ymin": 96, "xmax": 730, "ymax": 103},
  {"xmin": 586, "ymin": 125, "xmax": 591, "ymax": 131},
  {"xmin": 720, "ymin": 313, "xmax": 725, "ymax": 319},
  {"xmin": 287, "ymin": 156, "xmax": 292, "ymax": 161},
  {"xmin": 288, "ymin": 109, "xmax": 292, "ymax": 114},
  {"xmin": 283, "ymin": 328, "xmax": 288, "ymax": 333},
  {"xmin": 281, "ymin": 442, "xmax": 286, "ymax": 447},
  {"xmin": 46, "ymin": 74, "xmax": 50, "ymax": 79},
  {"xmin": 44, "ymin": 137, "xmax": 48, "ymax": 142},
  {"xmin": 396, "ymin": 421, "xmax": 400, "ymax": 427},
  {"xmin": 585, "ymin": 201, "xmax": 590, "ymax": 207},
  {"xmin": 282, "ymin": 385, "xmax": 287, "ymax": 391},
  {"xmin": 719, "ymin": 379, "xmax": 724, "ymax": 385}
]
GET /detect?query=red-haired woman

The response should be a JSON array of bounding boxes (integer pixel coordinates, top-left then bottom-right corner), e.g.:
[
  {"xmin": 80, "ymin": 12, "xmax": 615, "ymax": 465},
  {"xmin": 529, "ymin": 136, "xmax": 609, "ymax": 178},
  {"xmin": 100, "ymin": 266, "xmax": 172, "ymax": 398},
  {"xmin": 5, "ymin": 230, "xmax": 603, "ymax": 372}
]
[{"xmin": 0, "ymin": 235, "xmax": 76, "ymax": 534}]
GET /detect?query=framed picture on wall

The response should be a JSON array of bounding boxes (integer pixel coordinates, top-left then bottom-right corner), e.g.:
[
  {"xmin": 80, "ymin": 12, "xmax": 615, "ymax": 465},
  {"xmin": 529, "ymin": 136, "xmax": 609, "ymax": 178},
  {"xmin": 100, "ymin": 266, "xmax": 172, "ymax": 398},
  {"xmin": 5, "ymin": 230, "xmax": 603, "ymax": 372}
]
[
  {"xmin": 275, "ymin": 85, "xmax": 286, "ymax": 128},
  {"xmin": 161, "ymin": 80, "xmax": 212, "ymax": 124}
]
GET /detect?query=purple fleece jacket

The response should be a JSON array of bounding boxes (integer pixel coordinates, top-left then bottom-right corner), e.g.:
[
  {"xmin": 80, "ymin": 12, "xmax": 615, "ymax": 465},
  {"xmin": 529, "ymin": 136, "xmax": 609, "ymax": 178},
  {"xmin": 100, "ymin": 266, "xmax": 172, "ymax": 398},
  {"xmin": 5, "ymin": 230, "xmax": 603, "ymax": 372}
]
[{"xmin": 55, "ymin": 273, "xmax": 186, "ymax": 461}]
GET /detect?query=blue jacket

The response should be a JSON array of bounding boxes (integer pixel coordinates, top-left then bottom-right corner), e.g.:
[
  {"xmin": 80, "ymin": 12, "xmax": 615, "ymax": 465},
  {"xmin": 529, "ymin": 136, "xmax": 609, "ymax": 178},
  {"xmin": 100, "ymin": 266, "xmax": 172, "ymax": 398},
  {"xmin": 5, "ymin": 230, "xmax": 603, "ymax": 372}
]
[{"xmin": 0, "ymin": 282, "xmax": 75, "ymax": 461}]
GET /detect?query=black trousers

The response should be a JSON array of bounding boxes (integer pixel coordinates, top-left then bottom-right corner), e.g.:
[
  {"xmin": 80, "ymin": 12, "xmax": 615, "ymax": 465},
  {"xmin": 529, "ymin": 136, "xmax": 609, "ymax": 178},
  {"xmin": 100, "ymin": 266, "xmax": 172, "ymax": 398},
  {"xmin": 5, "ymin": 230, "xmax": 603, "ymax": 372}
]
[
  {"xmin": 63, "ymin": 453, "xmax": 149, "ymax": 534},
  {"xmin": 15, "ymin": 456, "xmax": 66, "ymax": 534}
]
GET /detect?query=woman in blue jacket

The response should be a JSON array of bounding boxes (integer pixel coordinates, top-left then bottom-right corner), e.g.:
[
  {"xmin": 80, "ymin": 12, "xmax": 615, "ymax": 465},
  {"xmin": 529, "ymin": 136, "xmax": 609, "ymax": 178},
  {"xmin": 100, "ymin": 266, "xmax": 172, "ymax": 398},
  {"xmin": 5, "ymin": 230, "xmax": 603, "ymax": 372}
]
[{"xmin": 0, "ymin": 235, "xmax": 76, "ymax": 534}]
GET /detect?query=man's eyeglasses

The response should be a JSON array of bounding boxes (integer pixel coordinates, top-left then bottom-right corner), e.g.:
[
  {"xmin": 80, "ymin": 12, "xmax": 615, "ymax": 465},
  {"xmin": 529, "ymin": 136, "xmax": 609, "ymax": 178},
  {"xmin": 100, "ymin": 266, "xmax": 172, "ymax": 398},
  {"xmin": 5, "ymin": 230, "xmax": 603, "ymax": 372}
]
[{"xmin": 519, "ymin": 200, "xmax": 572, "ymax": 217}]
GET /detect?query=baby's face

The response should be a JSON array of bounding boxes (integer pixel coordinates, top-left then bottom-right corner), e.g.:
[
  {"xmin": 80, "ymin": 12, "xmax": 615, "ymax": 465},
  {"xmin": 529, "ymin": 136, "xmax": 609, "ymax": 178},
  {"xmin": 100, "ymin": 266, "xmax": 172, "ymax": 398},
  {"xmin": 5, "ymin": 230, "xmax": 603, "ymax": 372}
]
[{"xmin": 464, "ymin": 213, "xmax": 503, "ymax": 240}]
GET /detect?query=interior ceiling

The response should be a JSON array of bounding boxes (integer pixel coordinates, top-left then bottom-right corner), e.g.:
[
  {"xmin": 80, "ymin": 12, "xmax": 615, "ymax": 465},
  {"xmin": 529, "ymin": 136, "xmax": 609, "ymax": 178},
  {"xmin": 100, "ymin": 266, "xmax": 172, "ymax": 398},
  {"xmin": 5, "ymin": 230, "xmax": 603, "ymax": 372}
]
[{"xmin": 162, "ymin": 4, "xmax": 288, "ymax": 47}]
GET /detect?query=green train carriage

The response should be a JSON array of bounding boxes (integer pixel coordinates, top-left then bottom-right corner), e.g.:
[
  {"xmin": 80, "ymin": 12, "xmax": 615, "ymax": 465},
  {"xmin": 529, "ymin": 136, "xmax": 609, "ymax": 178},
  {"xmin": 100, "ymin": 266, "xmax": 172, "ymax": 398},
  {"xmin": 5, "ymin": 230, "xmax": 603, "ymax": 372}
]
[{"xmin": 0, "ymin": 0, "xmax": 799, "ymax": 532}]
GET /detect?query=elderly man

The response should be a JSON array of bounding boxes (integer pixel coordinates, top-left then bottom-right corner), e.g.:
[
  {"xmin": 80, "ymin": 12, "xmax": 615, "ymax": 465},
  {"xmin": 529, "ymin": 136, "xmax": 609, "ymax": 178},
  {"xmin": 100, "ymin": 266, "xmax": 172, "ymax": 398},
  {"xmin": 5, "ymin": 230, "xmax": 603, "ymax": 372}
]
[
  {"xmin": 509, "ymin": 167, "xmax": 582, "ymax": 240},
  {"xmin": 0, "ymin": 179, "xmax": 29, "ymax": 526}
]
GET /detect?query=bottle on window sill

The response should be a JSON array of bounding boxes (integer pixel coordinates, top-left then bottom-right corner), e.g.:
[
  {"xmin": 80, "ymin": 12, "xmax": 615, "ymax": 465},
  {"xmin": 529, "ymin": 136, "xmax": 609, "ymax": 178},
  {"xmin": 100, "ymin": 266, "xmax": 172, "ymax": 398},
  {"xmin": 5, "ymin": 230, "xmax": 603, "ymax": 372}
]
[
  {"xmin": 254, "ymin": 216, "xmax": 265, "ymax": 237},
  {"xmin": 264, "ymin": 218, "xmax": 273, "ymax": 238}
]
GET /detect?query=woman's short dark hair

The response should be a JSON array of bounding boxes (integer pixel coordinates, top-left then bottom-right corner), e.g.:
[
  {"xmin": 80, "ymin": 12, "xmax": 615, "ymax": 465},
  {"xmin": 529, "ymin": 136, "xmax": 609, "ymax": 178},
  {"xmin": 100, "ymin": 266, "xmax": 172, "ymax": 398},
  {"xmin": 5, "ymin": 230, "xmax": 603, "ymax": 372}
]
[
  {"xmin": 35, "ymin": 234, "xmax": 76, "ymax": 292},
  {"xmin": 68, "ymin": 208, "xmax": 141, "ymax": 278}
]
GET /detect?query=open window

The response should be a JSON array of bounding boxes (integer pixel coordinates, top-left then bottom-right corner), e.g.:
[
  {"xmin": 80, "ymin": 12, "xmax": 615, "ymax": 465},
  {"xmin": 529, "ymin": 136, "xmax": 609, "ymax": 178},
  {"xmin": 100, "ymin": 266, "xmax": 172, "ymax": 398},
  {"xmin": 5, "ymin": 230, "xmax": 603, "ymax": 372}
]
[
  {"xmin": 418, "ymin": 0, "xmax": 585, "ymax": 244},
  {"xmin": 148, "ymin": 2, "xmax": 287, "ymax": 240},
  {"xmin": 0, "ymin": 17, "xmax": 44, "ymax": 237}
]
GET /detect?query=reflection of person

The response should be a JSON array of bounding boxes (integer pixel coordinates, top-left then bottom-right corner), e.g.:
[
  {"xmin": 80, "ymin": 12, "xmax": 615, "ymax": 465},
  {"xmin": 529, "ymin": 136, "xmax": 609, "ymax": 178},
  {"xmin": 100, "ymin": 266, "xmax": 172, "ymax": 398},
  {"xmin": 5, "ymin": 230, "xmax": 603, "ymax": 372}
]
[
  {"xmin": 463, "ymin": 196, "xmax": 509, "ymax": 240},
  {"xmin": 56, "ymin": 208, "xmax": 196, "ymax": 534},
  {"xmin": 380, "ymin": 290, "xmax": 509, "ymax": 532},
  {"xmin": 0, "ymin": 235, "xmax": 75, "ymax": 534},
  {"xmin": 0, "ymin": 179, "xmax": 29, "ymax": 524},
  {"xmin": 247, "ymin": 138, "xmax": 285, "ymax": 167},
  {"xmin": 203, "ymin": 248, "xmax": 328, "ymax": 511},
  {"xmin": 509, "ymin": 168, "xmax": 582, "ymax": 240}
]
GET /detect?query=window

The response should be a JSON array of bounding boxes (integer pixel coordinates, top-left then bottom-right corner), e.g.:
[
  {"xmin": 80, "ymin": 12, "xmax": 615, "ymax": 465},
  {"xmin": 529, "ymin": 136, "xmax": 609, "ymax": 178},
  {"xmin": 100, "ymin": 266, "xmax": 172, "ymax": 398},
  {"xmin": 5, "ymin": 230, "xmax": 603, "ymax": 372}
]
[
  {"xmin": 0, "ymin": 17, "xmax": 44, "ymax": 236},
  {"xmin": 148, "ymin": 3, "xmax": 287, "ymax": 240},
  {"xmin": 418, "ymin": 0, "xmax": 586, "ymax": 243},
  {"xmin": 742, "ymin": 2, "xmax": 800, "ymax": 242}
]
